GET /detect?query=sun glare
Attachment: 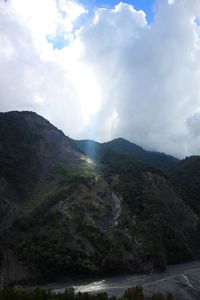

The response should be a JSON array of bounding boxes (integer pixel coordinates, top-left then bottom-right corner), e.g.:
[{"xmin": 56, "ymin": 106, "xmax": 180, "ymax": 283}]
[
  {"xmin": 72, "ymin": 64, "xmax": 102, "ymax": 124},
  {"xmin": 8, "ymin": 0, "xmax": 100, "ymax": 126}
]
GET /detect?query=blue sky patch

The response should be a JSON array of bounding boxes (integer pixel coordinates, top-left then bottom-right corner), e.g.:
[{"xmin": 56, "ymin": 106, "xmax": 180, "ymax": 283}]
[
  {"xmin": 47, "ymin": 34, "xmax": 71, "ymax": 49},
  {"xmin": 80, "ymin": 0, "xmax": 155, "ymax": 22},
  {"xmin": 48, "ymin": 0, "xmax": 155, "ymax": 49},
  {"xmin": 195, "ymin": 17, "xmax": 200, "ymax": 26}
]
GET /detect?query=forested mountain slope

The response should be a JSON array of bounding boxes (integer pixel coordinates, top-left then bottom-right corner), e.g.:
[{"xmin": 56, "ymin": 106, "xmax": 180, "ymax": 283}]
[
  {"xmin": 73, "ymin": 138, "xmax": 179, "ymax": 171},
  {"xmin": 169, "ymin": 156, "xmax": 200, "ymax": 214},
  {"xmin": 0, "ymin": 111, "xmax": 199, "ymax": 286}
]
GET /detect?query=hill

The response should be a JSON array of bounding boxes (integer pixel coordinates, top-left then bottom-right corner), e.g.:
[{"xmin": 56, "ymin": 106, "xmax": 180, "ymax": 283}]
[
  {"xmin": 169, "ymin": 156, "xmax": 200, "ymax": 214},
  {"xmin": 0, "ymin": 111, "xmax": 199, "ymax": 286},
  {"xmin": 72, "ymin": 138, "xmax": 179, "ymax": 171}
]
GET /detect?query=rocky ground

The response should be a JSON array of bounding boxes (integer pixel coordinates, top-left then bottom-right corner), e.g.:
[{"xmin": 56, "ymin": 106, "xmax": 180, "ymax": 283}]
[{"xmin": 43, "ymin": 261, "xmax": 200, "ymax": 300}]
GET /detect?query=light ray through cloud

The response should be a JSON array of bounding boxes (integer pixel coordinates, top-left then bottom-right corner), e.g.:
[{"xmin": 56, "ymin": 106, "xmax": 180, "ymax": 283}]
[{"xmin": 1, "ymin": 0, "xmax": 200, "ymax": 157}]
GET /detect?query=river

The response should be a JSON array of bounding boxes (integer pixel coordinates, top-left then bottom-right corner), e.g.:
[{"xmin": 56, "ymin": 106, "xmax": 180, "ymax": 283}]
[{"xmin": 41, "ymin": 261, "xmax": 200, "ymax": 300}]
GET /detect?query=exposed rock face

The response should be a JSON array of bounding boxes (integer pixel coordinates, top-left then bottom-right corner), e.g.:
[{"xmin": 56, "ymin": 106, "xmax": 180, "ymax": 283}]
[
  {"xmin": 0, "ymin": 111, "xmax": 199, "ymax": 284},
  {"xmin": 112, "ymin": 193, "xmax": 121, "ymax": 226},
  {"xmin": 57, "ymin": 181, "xmax": 120, "ymax": 229}
]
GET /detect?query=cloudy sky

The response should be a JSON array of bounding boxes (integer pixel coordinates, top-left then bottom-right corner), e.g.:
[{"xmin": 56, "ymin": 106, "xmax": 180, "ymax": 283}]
[{"xmin": 0, "ymin": 0, "xmax": 200, "ymax": 158}]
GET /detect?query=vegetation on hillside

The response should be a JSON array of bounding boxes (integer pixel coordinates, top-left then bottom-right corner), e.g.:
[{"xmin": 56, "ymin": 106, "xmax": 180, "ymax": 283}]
[
  {"xmin": 0, "ymin": 111, "xmax": 199, "ymax": 285},
  {"xmin": 72, "ymin": 138, "xmax": 179, "ymax": 171},
  {"xmin": 100, "ymin": 151, "xmax": 196, "ymax": 269},
  {"xmin": 0, "ymin": 112, "xmax": 42, "ymax": 196},
  {"xmin": 0, "ymin": 286, "xmax": 175, "ymax": 300},
  {"xmin": 169, "ymin": 156, "xmax": 200, "ymax": 214}
]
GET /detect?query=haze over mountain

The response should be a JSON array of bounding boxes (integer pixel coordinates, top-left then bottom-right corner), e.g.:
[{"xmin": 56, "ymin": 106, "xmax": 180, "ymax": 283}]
[
  {"xmin": 73, "ymin": 138, "xmax": 179, "ymax": 171},
  {"xmin": 0, "ymin": 111, "xmax": 200, "ymax": 286}
]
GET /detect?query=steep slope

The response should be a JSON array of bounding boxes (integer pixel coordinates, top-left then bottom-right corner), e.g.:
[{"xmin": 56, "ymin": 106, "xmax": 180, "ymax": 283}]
[
  {"xmin": 0, "ymin": 111, "xmax": 88, "ymax": 196},
  {"xmin": 0, "ymin": 111, "xmax": 95, "ymax": 283},
  {"xmin": 0, "ymin": 111, "xmax": 90, "ymax": 226},
  {"xmin": 101, "ymin": 151, "xmax": 198, "ymax": 266},
  {"xmin": 12, "ymin": 151, "xmax": 198, "ymax": 283},
  {"xmin": 0, "ymin": 111, "xmax": 199, "ymax": 286},
  {"xmin": 169, "ymin": 156, "xmax": 200, "ymax": 214},
  {"xmin": 73, "ymin": 138, "xmax": 179, "ymax": 171}
]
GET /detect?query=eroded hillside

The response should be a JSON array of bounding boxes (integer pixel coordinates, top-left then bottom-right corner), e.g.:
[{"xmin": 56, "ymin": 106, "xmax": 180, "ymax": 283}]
[{"xmin": 0, "ymin": 111, "xmax": 199, "ymax": 285}]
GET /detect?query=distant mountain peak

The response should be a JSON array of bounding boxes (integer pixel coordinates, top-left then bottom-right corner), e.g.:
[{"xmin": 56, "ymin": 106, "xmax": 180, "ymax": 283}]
[{"xmin": 73, "ymin": 137, "xmax": 179, "ymax": 170}]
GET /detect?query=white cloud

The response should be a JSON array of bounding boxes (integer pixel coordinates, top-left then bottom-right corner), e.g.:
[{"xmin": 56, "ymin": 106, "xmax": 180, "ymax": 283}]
[
  {"xmin": 8, "ymin": 0, "xmax": 86, "ymax": 39},
  {"xmin": 78, "ymin": 0, "xmax": 200, "ymax": 157},
  {"xmin": 0, "ymin": 0, "xmax": 101, "ymax": 137},
  {"xmin": 1, "ymin": 0, "xmax": 200, "ymax": 157}
]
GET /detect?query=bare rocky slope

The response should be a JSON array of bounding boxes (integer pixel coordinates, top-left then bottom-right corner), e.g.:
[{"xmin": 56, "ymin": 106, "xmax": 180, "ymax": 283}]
[{"xmin": 0, "ymin": 111, "xmax": 199, "ymax": 286}]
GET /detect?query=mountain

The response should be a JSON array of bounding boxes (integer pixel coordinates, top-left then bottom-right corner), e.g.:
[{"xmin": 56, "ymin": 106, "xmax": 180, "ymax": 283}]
[
  {"xmin": 169, "ymin": 156, "xmax": 200, "ymax": 214},
  {"xmin": 0, "ymin": 111, "xmax": 199, "ymax": 286},
  {"xmin": 0, "ymin": 111, "xmax": 96, "ymax": 283},
  {"xmin": 72, "ymin": 138, "xmax": 179, "ymax": 171}
]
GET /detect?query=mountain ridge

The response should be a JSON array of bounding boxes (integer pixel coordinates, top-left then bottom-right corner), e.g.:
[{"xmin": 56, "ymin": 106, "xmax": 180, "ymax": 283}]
[
  {"xmin": 0, "ymin": 111, "xmax": 199, "ymax": 286},
  {"xmin": 73, "ymin": 137, "xmax": 179, "ymax": 171}
]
